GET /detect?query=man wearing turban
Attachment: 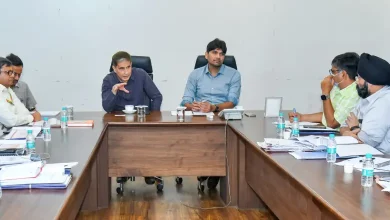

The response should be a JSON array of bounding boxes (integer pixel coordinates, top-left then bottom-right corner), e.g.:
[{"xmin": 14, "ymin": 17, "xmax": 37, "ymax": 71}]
[{"xmin": 341, "ymin": 53, "xmax": 390, "ymax": 153}]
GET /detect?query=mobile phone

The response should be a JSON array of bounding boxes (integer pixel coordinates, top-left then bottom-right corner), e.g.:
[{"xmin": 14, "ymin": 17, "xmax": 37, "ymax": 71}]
[
  {"xmin": 245, "ymin": 113, "xmax": 256, "ymax": 117},
  {"xmin": 303, "ymin": 125, "xmax": 326, "ymax": 129}
]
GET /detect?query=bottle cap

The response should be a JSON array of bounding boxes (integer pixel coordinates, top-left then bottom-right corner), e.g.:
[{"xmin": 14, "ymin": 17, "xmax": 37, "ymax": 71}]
[
  {"xmin": 27, "ymin": 129, "xmax": 33, "ymax": 134},
  {"xmin": 329, "ymin": 133, "xmax": 335, "ymax": 138},
  {"xmin": 293, "ymin": 117, "xmax": 298, "ymax": 122},
  {"xmin": 366, "ymin": 153, "xmax": 372, "ymax": 159},
  {"xmin": 62, "ymin": 107, "xmax": 67, "ymax": 110},
  {"xmin": 43, "ymin": 117, "xmax": 48, "ymax": 121},
  {"xmin": 279, "ymin": 112, "xmax": 284, "ymax": 117}
]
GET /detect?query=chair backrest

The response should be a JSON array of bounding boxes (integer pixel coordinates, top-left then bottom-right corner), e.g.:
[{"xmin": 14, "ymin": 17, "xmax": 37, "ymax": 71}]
[
  {"xmin": 110, "ymin": 55, "xmax": 153, "ymax": 80},
  {"xmin": 109, "ymin": 56, "xmax": 154, "ymax": 108},
  {"xmin": 194, "ymin": 55, "xmax": 238, "ymax": 70}
]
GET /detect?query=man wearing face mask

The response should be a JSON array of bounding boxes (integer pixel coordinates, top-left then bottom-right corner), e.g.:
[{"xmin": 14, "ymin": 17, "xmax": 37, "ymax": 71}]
[
  {"xmin": 340, "ymin": 53, "xmax": 390, "ymax": 153},
  {"xmin": 289, "ymin": 52, "xmax": 360, "ymax": 129}
]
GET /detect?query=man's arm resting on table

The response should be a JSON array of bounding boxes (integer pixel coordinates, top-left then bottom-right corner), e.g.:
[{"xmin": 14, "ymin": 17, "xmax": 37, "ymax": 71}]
[
  {"xmin": 212, "ymin": 102, "xmax": 235, "ymax": 112},
  {"xmin": 301, "ymin": 112, "xmax": 323, "ymax": 123},
  {"xmin": 322, "ymin": 99, "xmax": 340, "ymax": 129}
]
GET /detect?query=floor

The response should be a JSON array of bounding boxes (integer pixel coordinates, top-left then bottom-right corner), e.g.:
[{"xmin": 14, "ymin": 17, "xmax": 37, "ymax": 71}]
[{"xmin": 77, "ymin": 176, "xmax": 275, "ymax": 220}]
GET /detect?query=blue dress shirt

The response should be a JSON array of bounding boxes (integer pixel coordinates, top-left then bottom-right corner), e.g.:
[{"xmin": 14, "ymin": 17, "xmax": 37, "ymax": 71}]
[{"xmin": 181, "ymin": 64, "xmax": 241, "ymax": 106}]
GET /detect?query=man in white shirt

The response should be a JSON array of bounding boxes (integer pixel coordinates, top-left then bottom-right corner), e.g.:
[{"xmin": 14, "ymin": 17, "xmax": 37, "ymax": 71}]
[{"xmin": 0, "ymin": 57, "xmax": 38, "ymax": 129}]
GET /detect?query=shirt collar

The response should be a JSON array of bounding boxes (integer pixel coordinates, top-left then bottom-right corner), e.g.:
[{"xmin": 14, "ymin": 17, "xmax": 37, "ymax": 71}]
[
  {"xmin": 204, "ymin": 64, "xmax": 226, "ymax": 76},
  {"xmin": 365, "ymin": 86, "xmax": 390, "ymax": 103},
  {"xmin": 14, "ymin": 82, "xmax": 20, "ymax": 88},
  {"xmin": 338, "ymin": 82, "xmax": 357, "ymax": 96},
  {"xmin": 0, "ymin": 84, "xmax": 8, "ymax": 92}
]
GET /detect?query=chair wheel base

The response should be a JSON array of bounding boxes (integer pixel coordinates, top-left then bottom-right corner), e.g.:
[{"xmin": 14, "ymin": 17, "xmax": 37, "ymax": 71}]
[
  {"xmin": 175, "ymin": 177, "xmax": 183, "ymax": 185},
  {"xmin": 116, "ymin": 186, "xmax": 124, "ymax": 194}
]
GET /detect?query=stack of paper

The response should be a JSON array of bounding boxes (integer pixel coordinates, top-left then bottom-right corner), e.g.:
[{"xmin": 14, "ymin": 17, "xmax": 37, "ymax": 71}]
[
  {"xmin": 170, "ymin": 111, "xmax": 193, "ymax": 116},
  {"xmin": 67, "ymin": 120, "xmax": 94, "ymax": 127},
  {"xmin": 335, "ymin": 157, "xmax": 390, "ymax": 171},
  {"xmin": 296, "ymin": 136, "xmax": 359, "ymax": 146},
  {"xmin": 29, "ymin": 118, "xmax": 60, "ymax": 127},
  {"xmin": 4, "ymin": 127, "xmax": 42, "ymax": 140},
  {"xmin": 192, "ymin": 111, "xmax": 214, "ymax": 116},
  {"xmin": 0, "ymin": 162, "xmax": 78, "ymax": 189},
  {"xmin": 258, "ymin": 138, "xmax": 326, "ymax": 152},
  {"xmin": 272, "ymin": 121, "xmax": 319, "ymax": 127}
]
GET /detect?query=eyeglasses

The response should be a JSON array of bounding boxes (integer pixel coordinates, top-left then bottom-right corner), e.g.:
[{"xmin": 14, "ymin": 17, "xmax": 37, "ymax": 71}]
[
  {"xmin": 329, "ymin": 69, "xmax": 341, "ymax": 77},
  {"xmin": 0, "ymin": 70, "xmax": 15, "ymax": 76}
]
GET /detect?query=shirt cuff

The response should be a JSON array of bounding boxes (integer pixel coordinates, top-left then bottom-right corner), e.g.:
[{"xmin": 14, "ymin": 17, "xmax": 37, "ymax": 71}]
[
  {"xmin": 27, "ymin": 115, "xmax": 34, "ymax": 123},
  {"xmin": 358, "ymin": 130, "xmax": 376, "ymax": 147},
  {"xmin": 227, "ymin": 96, "xmax": 239, "ymax": 106},
  {"xmin": 180, "ymin": 99, "xmax": 192, "ymax": 106}
]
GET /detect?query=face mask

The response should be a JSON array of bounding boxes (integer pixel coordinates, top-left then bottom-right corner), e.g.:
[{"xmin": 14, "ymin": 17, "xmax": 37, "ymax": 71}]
[
  {"xmin": 356, "ymin": 82, "xmax": 370, "ymax": 98},
  {"xmin": 333, "ymin": 74, "xmax": 345, "ymax": 87}
]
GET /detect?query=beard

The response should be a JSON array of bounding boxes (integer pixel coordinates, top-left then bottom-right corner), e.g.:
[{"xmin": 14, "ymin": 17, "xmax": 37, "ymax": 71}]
[{"xmin": 356, "ymin": 82, "xmax": 370, "ymax": 99}]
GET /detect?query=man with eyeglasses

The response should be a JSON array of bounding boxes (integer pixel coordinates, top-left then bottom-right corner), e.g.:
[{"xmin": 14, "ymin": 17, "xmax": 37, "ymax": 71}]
[
  {"xmin": 289, "ymin": 52, "xmax": 360, "ymax": 129},
  {"xmin": 6, "ymin": 53, "xmax": 41, "ymax": 121},
  {"xmin": 101, "ymin": 51, "xmax": 162, "ymax": 112},
  {"xmin": 340, "ymin": 53, "xmax": 390, "ymax": 153},
  {"xmin": 0, "ymin": 57, "xmax": 38, "ymax": 129}
]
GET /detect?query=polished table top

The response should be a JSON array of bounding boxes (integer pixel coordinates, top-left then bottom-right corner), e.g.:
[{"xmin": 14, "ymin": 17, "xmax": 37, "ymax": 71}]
[
  {"xmin": 0, "ymin": 112, "xmax": 106, "ymax": 220},
  {"xmin": 228, "ymin": 111, "xmax": 390, "ymax": 219},
  {"xmin": 1, "ymin": 110, "xmax": 389, "ymax": 219}
]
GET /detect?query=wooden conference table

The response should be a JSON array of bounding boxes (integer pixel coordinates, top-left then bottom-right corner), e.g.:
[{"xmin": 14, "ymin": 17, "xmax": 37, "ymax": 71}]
[{"xmin": 0, "ymin": 111, "xmax": 389, "ymax": 219}]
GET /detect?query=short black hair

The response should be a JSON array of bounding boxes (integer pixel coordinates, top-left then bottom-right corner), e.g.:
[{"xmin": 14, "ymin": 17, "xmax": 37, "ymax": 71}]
[
  {"xmin": 207, "ymin": 38, "xmax": 227, "ymax": 54},
  {"xmin": 331, "ymin": 52, "xmax": 360, "ymax": 80},
  {"xmin": 0, "ymin": 57, "xmax": 12, "ymax": 69},
  {"xmin": 112, "ymin": 51, "xmax": 132, "ymax": 67},
  {"xmin": 6, "ymin": 53, "xmax": 23, "ymax": 66}
]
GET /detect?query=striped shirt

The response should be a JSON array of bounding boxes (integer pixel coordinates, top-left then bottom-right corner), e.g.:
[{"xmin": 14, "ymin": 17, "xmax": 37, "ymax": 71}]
[{"xmin": 321, "ymin": 82, "xmax": 360, "ymax": 127}]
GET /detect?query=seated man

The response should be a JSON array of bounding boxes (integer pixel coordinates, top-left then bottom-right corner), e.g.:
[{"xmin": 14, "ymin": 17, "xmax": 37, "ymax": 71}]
[
  {"xmin": 289, "ymin": 52, "xmax": 360, "ymax": 129},
  {"xmin": 101, "ymin": 51, "xmax": 163, "ymax": 188},
  {"xmin": 341, "ymin": 53, "xmax": 390, "ymax": 154},
  {"xmin": 102, "ymin": 51, "xmax": 162, "ymax": 112},
  {"xmin": 0, "ymin": 57, "xmax": 38, "ymax": 129},
  {"xmin": 180, "ymin": 38, "xmax": 241, "ymax": 191},
  {"xmin": 6, "ymin": 53, "xmax": 41, "ymax": 121},
  {"xmin": 181, "ymin": 38, "xmax": 241, "ymax": 113}
]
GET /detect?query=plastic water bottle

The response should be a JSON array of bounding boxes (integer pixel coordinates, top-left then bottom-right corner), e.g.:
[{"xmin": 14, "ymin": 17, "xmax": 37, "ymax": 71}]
[
  {"xmin": 60, "ymin": 107, "xmax": 68, "ymax": 128},
  {"xmin": 361, "ymin": 153, "xmax": 374, "ymax": 187},
  {"xmin": 43, "ymin": 117, "xmax": 51, "ymax": 141},
  {"xmin": 276, "ymin": 112, "xmax": 286, "ymax": 138},
  {"xmin": 326, "ymin": 134, "xmax": 337, "ymax": 162},
  {"xmin": 26, "ymin": 129, "xmax": 36, "ymax": 155},
  {"xmin": 326, "ymin": 133, "xmax": 337, "ymax": 163},
  {"xmin": 291, "ymin": 117, "xmax": 300, "ymax": 137}
]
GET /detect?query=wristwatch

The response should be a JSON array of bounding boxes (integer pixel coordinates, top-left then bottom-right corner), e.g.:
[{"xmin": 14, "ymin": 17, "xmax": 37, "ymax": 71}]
[
  {"xmin": 321, "ymin": 95, "xmax": 330, "ymax": 101},
  {"xmin": 214, "ymin": 105, "xmax": 220, "ymax": 112},
  {"xmin": 350, "ymin": 126, "xmax": 360, "ymax": 131}
]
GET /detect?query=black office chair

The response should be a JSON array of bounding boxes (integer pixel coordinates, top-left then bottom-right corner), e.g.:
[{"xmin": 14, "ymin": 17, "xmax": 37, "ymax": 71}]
[
  {"xmin": 110, "ymin": 56, "xmax": 166, "ymax": 193},
  {"xmin": 194, "ymin": 55, "xmax": 238, "ymax": 191}
]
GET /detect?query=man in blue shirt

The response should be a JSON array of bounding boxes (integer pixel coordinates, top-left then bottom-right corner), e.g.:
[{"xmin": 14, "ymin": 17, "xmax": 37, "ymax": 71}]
[
  {"xmin": 101, "ymin": 51, "xmax": 163, "ymax": 112},
  {"xmin": 181, "ymin": 38, "xmax": 242, "ymax": 191},
  {"xmin": 181, "ymin": 38, "xmax": 241, "ymax": 113}
]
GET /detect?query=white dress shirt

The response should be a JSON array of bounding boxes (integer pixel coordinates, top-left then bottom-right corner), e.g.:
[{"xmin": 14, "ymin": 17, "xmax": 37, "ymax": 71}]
[
  {"xmin": 341, "ymin": 86, "xmax": 390, "ymax": 153},
  {"xmin": 0, "ymin": 84, "xmax": 33, "ymax": 129}
]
